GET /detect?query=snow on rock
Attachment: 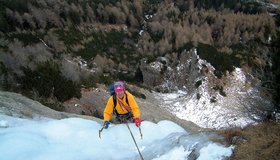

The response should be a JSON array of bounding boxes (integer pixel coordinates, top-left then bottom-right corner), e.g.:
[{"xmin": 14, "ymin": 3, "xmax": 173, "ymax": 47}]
[
  {"xmin": 155, "ymin": 68, "xmax": 262, "ymax": 129},
  {"xmin": 150, "ymin": 61, "xmax": 164, "ymax": 72}
]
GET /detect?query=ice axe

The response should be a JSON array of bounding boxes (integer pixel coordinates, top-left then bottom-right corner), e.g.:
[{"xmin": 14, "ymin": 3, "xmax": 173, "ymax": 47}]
[{"xmin": 98, "ymin": 126, "xmax": 105, "ymax": 138}]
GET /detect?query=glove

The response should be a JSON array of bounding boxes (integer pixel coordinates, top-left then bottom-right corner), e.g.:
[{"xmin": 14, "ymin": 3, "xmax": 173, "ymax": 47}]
[
  {"xmin": 104, "ymin": 121, "xmax": 110, "ymax": 129},
  {"xmin": 134, "ymin": 118, "xmax": 141, "ymax": 127}
]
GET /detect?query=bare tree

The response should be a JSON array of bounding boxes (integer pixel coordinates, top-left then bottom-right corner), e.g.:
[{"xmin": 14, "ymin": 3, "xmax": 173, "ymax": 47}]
[
  {"xmin": 137, "ymin": 32, "xmax": 155, "ymax": 56},
  {"xmin": 96, "ymin": 4, "xmax": 108, "ymax": 23},
  {"xmin": 28, "ymin": 3, "xmax": 47, "ymax": 29},
  {"xmin": 120, "ymin": 0, "xmax": 130, "ymax": 15},
  {"xmin": 105, "ymin": 5, "xmax": 126, "ymax": 24},
  {"xmin": 45, "ymin": 9, "xmax": 63, "ymax": 28},
  {"xmin": 22, "ymin": 13, "xmax": 36, "ymax": 29},
  {"xmin": 133, "ymin": 0, "xmax": 143, "ymax": 17},
  {"xmin": 85, "ymin": 3, "xmax": 95, "ymax": 22},
  {"xmin": 14, "ymin": 11, "xmax": 24, "ymax": 27},
  {"xmin": 43, "ymin": 30, "xmax": 66, "ymax": 53},
  {"xmin": 200, "ymin": 22, "xmax": 213, "ymax": 44},
  {"xmin": 61, "ymin": 58, "xmax": 81, "ymax": 82},
  {"xmin": 128, "ymin": 14, "xmax": 139, "ymax": 28},
  {"xmin": 156, "ymin": 38, "xmax": 172, "ymax": 55},
  {"xmin": 173, "ymin": 22, "xmax": 191, "ymax": 49},
  {"xmin": 36, "ymin": 0, "xmax": 48, "ymax": 7}
]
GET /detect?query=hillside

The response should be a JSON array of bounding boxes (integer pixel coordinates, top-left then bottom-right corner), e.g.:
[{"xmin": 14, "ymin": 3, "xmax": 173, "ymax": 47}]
[{"xmin": 1, "ymin": 0, "xmax": 279, "ymax": 96}]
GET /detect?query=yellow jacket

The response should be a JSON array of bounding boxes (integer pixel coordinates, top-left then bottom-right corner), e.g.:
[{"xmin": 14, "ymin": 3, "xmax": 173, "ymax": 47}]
[{"xmin": 103, "ymin": 91, "xmax": 140, "ymax": 121}]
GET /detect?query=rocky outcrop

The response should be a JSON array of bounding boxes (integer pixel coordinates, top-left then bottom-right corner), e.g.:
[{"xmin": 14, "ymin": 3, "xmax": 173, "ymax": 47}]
[
  {"xmin": 0, "ymin": 91, "xmax": 102, "ymax": 123},
  {"xmin": 140, "ymin": 59, "xmax": 165, "ymax": 91},
  {"xmin": 137, "ymin": 48, "xmax": 273, "ymax": 128}
]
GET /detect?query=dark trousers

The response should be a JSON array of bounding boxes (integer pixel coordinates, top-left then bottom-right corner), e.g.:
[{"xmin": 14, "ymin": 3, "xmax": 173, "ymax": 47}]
[{"xmin": 115, "ymin": 112, "xmax": 133, "ymax": 123}]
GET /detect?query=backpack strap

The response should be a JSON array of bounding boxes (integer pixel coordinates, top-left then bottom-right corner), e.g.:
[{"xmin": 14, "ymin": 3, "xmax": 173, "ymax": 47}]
[
  {"xmin": 113, "ymin": 94, "xmax": 117, "ymax": 108},
  {"xmin": 112, "ymin": 94, "xmax": 118, "ymax": 115}
]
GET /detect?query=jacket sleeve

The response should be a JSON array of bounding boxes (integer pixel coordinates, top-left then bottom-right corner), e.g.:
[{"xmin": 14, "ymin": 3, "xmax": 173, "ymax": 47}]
[
  {"xmin": 126, "ymin": 91, "xmax": 141, "ymax": 119},
  {"xmin": 103, "ymin": 96, "xmax": 114, "ymax": 121}
]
